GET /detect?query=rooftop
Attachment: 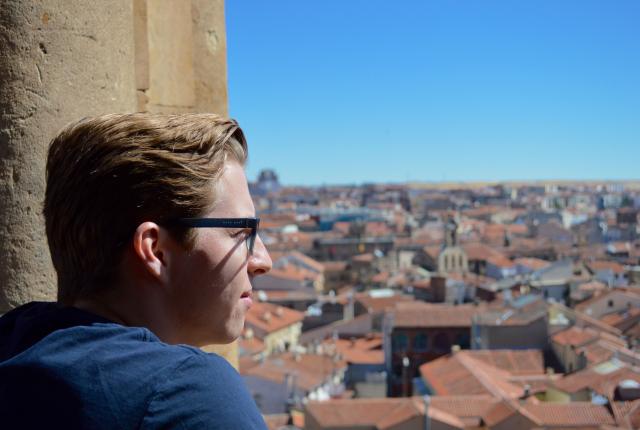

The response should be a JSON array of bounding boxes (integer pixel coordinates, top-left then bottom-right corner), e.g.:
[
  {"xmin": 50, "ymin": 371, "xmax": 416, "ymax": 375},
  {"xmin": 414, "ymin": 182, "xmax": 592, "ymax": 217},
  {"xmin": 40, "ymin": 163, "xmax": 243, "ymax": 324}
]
[
  {"xmin": 244, "ymin": 302, "xmax": 304, "ymax": 335},
  {"xmin": 392, "ymin": 302, "xmax": 480, "ymax": 329}
]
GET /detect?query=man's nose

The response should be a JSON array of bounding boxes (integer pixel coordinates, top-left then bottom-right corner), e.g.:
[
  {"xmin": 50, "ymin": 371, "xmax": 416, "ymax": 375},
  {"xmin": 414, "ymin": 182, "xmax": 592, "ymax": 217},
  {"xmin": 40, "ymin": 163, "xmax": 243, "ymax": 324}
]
[{"xmin": 248, "ymin": 235, "xmax": 271, "ymax": 276}]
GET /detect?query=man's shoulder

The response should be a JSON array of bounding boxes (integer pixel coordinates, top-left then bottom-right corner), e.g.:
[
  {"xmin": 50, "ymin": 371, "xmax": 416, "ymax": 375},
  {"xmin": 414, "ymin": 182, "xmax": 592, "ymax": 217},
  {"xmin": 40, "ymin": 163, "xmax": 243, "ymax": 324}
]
[{"xmin": 142, "ymin": 349, "xmax": 266, "ymax": 430}]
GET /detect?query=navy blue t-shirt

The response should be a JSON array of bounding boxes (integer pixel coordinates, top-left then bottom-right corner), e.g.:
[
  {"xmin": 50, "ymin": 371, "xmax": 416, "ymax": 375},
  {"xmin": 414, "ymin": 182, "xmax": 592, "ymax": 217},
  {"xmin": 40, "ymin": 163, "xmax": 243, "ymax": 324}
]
[{"xmin": 0, "ymin": 302, "xmax": 267, "ymax": 429}]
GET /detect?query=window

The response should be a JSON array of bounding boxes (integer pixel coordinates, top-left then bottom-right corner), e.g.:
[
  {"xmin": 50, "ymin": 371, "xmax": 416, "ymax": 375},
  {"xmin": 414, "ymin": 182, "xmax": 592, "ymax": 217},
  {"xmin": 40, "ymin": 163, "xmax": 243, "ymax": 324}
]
[
  {"xmin": 413, "ymin": 333, "xmax": 429, "ymax": 352},
  {"xmin": 392, "ymin": 334, "xmax": 408, "ymax": 352}
]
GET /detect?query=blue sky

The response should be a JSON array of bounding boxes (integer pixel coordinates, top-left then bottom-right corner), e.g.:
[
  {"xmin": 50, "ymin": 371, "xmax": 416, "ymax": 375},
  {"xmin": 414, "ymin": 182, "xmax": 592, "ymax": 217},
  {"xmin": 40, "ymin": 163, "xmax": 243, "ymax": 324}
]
[{"xmin": 226, "ymin": 1, "xmax": 639, "ymax": 186}]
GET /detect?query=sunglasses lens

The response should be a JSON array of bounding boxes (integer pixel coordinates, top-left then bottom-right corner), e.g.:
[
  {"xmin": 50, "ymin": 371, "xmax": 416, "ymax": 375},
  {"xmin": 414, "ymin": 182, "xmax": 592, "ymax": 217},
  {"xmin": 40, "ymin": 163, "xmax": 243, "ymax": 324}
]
[{"xmin": 246, "ymin": 230, "xmax": 256, "ymax": 254}]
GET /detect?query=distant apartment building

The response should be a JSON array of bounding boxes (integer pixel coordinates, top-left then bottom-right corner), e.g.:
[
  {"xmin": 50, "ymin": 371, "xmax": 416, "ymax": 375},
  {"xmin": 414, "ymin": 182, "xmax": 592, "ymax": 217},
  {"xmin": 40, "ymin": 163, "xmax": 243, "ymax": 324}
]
[
  {"xmin": 575, "ymin": 289, "xmax": 640, "ymax": 318},
  {"xmin": 384, "ymin": 302, "xmax": 478, "ymax": 397}
]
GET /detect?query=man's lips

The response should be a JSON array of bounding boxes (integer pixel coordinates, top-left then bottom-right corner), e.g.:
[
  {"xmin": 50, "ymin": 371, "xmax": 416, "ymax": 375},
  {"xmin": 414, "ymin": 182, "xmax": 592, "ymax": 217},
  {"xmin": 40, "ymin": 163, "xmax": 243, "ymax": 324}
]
[{"xmin": 240, "ymin": 290, "xmax": 253, "ymax": 307}]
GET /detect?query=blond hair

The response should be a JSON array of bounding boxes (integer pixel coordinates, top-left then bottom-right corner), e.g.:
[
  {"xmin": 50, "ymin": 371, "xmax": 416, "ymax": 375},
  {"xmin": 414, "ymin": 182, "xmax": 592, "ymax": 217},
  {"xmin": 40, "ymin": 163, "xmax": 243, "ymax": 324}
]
[{"xmin": 44, "ymin": 113, "xmax": 247, "ymax": 304}]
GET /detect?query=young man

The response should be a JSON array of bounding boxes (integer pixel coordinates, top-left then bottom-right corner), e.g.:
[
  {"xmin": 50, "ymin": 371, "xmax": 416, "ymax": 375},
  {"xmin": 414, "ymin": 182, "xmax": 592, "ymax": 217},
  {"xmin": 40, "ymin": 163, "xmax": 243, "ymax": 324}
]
[{"xmin": 0, "ymin": 114, "xmax": 272, "ymax": 429}]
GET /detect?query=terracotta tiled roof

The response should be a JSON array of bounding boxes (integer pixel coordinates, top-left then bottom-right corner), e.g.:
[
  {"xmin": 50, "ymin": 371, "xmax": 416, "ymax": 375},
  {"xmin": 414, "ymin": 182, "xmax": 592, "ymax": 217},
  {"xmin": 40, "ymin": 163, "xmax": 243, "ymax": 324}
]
[
  {"xmin": 334, "ymin": 335, "xmax": 383, "ymax": 351},
  {"xmin": 553, "ymin": 363, "xmax": 640, "ymax": 395},
  {"xmin": 486, "ymin": 254, "xmax": 515, "ymax": 268},
  {"xmin": 304, "ymin": 397, "xmax": 466, "ymax": 430},
  {"xmin": 419, "ymin": 350, "xmax": 544, "ymax": 397},
  {"xmin": 392, "ymin": 302, "xmax": 479, "ymax": 328},
  {"xmin": 483, "ymin": 223, "xmax": 528, "ymax": 241},
  {"xmin": 267, "ymin": 265, "xmax": 318, "ymax": 282},
  {"xmin": 244, "ymin": 302, "xmax": 304, "ymax": 335},
  {"xmin": 482, "ymin": 400, "xmax": 517, "ymax": 427},
  {"xmin": 245, "ymin": 352, "xmax": 347, "ymax": 392},
  {"xmin": 611, "ymin": 400, "xmax": 640, "ymax": 427},
  {"xmin": 429, "ymin": 395, "xmax": 498, "ymax": 421},
  {"xmin": 328, "ymin": 336, "xmax": 384, "ymax": 365},
  {"xmin": 551, "ymin": 326, "xmax": 599, "ymax": 347},
  {"xmin": 522, "ymin": 403, "xmax": 616, "ymax": 427},
  {"xmin": 587, "ymin": 260, "xmax": 627, "ymax": 275},
  {"xmin": 513, "ymin": 257, "xmax": 551, "ymax": 271},
  {"xmin": 576, "ymin": 340, "xmax": 618, "ymax": 366},
  {"xmin": 614, "ymin": 399, "xmax": 640, "ymax": 429},
  {"xmin": 420, "ymin": 354, "xmax": 490, "ymax": 396},
  {"xmin": 305, "ymin": 398, "xmax": 414, "ymax": 429},
  {"xmin": 600, "ymin": 307, "xmax": 640, "ymax": 329},
  {"xmin": 462, "ymin": 242, "xmax": 506, "ymax": 261}
]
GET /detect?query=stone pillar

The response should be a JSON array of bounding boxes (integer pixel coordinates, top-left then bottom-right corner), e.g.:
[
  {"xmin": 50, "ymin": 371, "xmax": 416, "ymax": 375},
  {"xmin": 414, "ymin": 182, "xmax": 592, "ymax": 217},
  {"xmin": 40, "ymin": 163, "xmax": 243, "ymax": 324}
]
[
  {"xmin": 135, "ymin": 0, "xmax": 236, "ymax": 367},
  {"xmin": 0, "ymin": 1, "xmax": 137, "ymax": 313}
]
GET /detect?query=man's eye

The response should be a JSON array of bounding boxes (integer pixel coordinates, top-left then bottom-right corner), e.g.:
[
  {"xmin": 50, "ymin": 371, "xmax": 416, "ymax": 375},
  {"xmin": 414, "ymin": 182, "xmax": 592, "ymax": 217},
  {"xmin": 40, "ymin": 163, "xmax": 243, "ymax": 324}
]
[{"xmin": 232, "ymin": 229, "xmax": 248, "ymax": 237}]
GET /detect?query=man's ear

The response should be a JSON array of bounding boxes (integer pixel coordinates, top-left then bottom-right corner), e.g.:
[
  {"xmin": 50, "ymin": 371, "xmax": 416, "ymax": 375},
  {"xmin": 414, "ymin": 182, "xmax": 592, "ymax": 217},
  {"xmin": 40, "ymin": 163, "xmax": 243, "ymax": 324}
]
[{"xmin": 132, "ymin": 222, "xmax": 170, "ymax": 283}]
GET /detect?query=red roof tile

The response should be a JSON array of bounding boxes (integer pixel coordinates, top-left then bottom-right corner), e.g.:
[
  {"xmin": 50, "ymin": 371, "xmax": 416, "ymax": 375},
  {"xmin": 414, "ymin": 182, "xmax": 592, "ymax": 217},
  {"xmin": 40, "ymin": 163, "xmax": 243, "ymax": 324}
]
[
  {"xmin": 328, "ymin": 336, "xmax": 385, "ymax": 365},
  {"xmin": 419, "ymin": 350, "xmax": 544, "ymax": 397},
  {"xmin": 245, "ymin": 352, "xmax": 347, "ymax": 392},
  {"xmin": 513, "ymin": 257, "xmax": 552, "ymax": 271},
  {"xmin": 304, "ymin": 397, "xmax": 466, "ymax": 430},
  {"xmin": 587, "ymin": 260, "xmax": 627, "ymax": 275},
  {"xmin": 551, "ymin": 326, "xmax": 599, "ymax": 348},
  {"xmin": 244, "ymin": 302, "xmax": 304, "ymax": 335},
  {"xmin": 392, "ymin": 302, "xmax": 479, "ymax": 328},
  {"xmin": 522, "ymin": 403, "xmax": 616, "ymax": 427}
]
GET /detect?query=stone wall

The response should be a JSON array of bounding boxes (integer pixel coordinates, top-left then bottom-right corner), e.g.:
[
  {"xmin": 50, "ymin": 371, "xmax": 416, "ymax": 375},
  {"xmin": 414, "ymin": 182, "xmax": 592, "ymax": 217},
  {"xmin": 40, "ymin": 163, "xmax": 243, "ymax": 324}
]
[{"xmin": 0, "ymin": 0, "xmax": 137, "ymax": 311}]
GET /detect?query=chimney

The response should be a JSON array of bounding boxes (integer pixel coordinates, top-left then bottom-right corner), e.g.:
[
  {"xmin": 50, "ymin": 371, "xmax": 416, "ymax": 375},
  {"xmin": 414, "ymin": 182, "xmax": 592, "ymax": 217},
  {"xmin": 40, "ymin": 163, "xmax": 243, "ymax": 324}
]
[
  {"xmin": 262, "ymin": 311, "xmax": 272, "ymax": 322},
  {"xmin": 275, "ymin": 307, "xmax": 284, "ymax": 317}
]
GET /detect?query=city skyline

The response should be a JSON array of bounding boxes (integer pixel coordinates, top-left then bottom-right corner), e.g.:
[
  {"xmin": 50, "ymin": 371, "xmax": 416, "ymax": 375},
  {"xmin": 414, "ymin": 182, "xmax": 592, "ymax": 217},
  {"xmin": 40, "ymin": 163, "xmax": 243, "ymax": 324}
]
[{"xmin": 226, "ymin": 1, "xmax": 640, "ymax": 186}]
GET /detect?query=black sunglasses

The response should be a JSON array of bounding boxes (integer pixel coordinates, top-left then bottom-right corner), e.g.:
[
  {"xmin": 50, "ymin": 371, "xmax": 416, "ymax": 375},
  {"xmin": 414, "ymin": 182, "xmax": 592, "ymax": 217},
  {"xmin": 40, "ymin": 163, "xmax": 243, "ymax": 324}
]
[{"xmin": 174, "ymin": 217, "xmax": 260, "ymax": 254}]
